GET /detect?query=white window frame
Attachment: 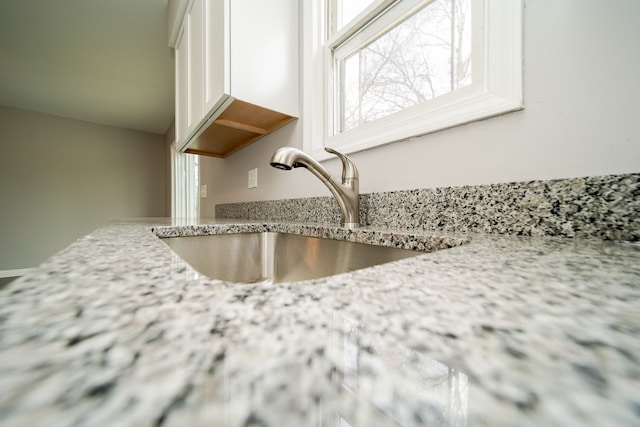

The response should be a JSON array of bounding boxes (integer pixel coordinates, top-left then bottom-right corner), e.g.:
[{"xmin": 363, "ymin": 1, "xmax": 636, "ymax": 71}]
[
  {"xmin": 302, "ymin": 0, "xmax": 523, "ymax": 161},
  {"xmin": 171, "ymin": 142, "xmax": 200, "ymax": 219}
]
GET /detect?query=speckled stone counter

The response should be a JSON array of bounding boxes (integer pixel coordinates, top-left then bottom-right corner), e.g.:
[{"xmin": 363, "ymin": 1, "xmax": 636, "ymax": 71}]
[
  {"xmin": 1, "ymin": 218, "xmax": 639, "ymax": 426},
  {"xmin": 217, "ymin": 173, "xmax": 640, "ymax": 241}
]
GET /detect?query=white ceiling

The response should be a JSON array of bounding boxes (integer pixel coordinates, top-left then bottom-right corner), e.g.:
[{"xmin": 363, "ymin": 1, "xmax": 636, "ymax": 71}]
[{"xmin": 0, "ymin": 0, "xmax": 174, "ymax": 135}]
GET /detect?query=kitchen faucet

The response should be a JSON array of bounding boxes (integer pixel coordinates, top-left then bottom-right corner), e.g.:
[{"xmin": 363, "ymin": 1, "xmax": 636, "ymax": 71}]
[{"xmin": 270, "ymin": 147, "xmax": 360, "ymax": 228}]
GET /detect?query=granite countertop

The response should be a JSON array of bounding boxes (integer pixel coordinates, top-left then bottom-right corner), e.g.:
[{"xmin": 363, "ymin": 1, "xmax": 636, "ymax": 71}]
[{"xmin": 1, "ymin": 218, "xmax": 639, "ymax": 426}]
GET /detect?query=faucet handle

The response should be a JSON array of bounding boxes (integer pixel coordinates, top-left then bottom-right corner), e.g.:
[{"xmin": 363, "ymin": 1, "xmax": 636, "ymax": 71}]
[{"xmin": 324, "ymin": 147, "xmax": 359, "ymax": 183}]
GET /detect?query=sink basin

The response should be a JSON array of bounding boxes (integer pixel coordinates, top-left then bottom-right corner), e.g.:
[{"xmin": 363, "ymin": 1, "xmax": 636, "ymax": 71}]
[{"xmin": 161, "ymin": 232, "xmax": 422, "ymax": 284}]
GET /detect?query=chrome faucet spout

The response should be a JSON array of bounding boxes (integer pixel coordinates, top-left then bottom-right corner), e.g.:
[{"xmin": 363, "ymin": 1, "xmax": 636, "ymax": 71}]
[{"xmin": 270, "ymin": 147, "xmax": 360, "ymax": 228}]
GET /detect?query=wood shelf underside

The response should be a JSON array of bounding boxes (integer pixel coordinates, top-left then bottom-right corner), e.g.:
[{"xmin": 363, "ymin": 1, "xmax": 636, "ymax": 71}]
[{"xmin": 185, "ymin": 99, "xmax": 296, "ymax": 158}]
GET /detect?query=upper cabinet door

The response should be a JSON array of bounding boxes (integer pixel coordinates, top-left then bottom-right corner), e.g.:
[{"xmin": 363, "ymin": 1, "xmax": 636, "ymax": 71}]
[
  {"xmin": 203, "ymin": 0, "xmax": 229, "ymax": 115},
  {"xmin": 174, "ymin": 0, "xmax": 206, "ymax": 143},
  {"xmin": 227, "ymin": 0, "xmax": 298, "ymax": 117},
  {"xmin": 185, "ymin": 0, "xmax": 204, "ymax": 136},
  {"xmin": 174, "ymin": 24, "xmax": 188, "ymax": 144}
]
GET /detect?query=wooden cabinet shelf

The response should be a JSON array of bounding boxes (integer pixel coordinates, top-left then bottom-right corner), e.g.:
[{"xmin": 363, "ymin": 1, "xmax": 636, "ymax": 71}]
[{"xmin": 184, "ymin": 99, "xmax": 296, "ymax": 158}]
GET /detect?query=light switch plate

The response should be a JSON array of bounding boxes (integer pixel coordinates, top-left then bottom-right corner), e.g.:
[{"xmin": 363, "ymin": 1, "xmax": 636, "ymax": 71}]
[
  {"xmin": 200, "ymin": 184, "xmax": 207, "ymax": 198},
  {"xmin": 248, "ymin": 168, "xmax": 258, "ymax": 188}
]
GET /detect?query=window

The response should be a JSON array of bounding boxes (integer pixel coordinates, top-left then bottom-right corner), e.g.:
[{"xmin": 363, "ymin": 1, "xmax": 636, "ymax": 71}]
[
  {"xmin": 333, "ymin": 0, "xmax": 473, "ymax": 133},
  {"xmin": 302, "ymin": 0, "xmax": 523, "ymax": 160},
  {"xmin": 171, "ymin": 142, "xmax": 199, "ymax": 219}
]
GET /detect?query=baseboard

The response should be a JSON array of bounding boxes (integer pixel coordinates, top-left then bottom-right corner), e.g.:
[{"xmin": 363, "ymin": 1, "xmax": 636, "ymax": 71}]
[{"xmin": 0, "ymin": 268, "xmax": 35, "ymax": 278}]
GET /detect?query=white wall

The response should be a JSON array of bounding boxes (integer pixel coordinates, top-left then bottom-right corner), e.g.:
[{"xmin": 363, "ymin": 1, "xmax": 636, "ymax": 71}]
[
  {"xmin": 199, "ymin": 0, "xmax": 640, "ymax": 215},
  {"xmin": 0, "ymin": 106, "xmax": 168, "ymax": 270}
]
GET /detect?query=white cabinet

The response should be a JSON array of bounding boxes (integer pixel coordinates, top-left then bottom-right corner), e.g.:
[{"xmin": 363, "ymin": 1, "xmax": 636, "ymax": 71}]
[
  {"xmin": 174, "ymin": 0, "xmax": 205, "ymax": 144},
  {"xmin": 171, "ymin": 0, "xmax": 298, "ymax": 158},
  {"xmin": 174, "ymin": 25, "xmax": 188, "ymax": 145},
  {"xmin": 202, "ymin": 0, "xmax": 226, "ymax": 115}
]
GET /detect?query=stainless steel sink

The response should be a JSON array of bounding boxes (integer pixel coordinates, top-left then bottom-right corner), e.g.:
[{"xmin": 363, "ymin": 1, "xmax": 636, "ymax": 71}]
[{"xmin": 161, "ymin": 232, "xmax": 422, "ymax": 284}]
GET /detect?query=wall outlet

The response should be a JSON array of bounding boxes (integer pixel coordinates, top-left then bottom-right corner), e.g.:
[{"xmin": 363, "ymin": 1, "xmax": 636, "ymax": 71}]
[{"xmin": 248, "ymin": 168, "xmax": 258, "ymax": 188}]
